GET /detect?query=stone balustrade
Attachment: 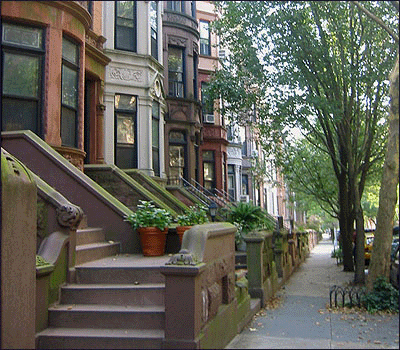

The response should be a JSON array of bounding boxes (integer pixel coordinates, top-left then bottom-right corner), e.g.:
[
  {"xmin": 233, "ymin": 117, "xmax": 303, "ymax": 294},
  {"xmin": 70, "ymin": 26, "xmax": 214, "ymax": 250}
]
[{"xmin": 160, "ymin": 223, "xmax": 238, "ymax": 349}]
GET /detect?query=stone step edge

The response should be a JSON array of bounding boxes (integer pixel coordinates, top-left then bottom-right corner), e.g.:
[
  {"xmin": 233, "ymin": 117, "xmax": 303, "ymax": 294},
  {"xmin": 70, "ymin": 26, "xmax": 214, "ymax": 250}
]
[
  {"xmin": 49, "ymin": 304, "xmax": 165, "ymax": 312},
  {"xmin": 37, "ymin": 327, "xmax": 164, "ymax": 338}
]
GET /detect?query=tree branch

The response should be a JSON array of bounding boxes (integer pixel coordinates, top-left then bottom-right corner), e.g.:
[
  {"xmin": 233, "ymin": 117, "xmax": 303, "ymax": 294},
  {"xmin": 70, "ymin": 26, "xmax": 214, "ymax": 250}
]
[{"xmin": 350, "ymin": 1, "xmax": 399, "ymax": 44}]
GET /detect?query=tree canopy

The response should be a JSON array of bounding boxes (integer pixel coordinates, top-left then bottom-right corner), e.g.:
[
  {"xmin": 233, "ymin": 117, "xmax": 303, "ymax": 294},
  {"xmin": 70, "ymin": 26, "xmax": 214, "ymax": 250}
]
[{"xmin": 209, "ymin": 1, "xmax": 399, "ymax": 279}]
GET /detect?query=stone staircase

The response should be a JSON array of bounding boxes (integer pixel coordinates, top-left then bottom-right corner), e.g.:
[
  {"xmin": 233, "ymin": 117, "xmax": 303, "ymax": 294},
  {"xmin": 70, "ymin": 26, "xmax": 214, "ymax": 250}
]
[{"xmin": 36, "ymin": 254, "xmax": 169, "ymax": 349}]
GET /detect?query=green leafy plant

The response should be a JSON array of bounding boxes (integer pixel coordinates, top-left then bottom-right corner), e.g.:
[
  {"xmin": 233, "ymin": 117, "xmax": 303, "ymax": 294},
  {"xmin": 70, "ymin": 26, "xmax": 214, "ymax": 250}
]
[
  {"xmin": 361, "ymin": 276, "xmax": 399, "ymax": 313},
  {"xmin": 331, "ymin": 248, "xmax": 343, "ymax": 259},
  {"xmin": 176, "ymin": 204, "xmax": 209, "ymax": 226},
  {"xmin": 227, "ymin": 202, "xmax": 269, "ymax": 244},
  {"xmin": 124, "ymin": 200, "xmax": 173, "ymax": 231}
]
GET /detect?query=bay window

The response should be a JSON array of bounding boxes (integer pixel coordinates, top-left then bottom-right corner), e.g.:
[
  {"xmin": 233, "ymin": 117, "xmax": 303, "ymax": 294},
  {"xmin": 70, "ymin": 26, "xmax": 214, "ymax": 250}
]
[
  {"xmin": 2, "ymin": 23, "xmax": 44, "ymax": 135},
  {"xmin": 61, "ymin": 37, "xmax": 79, "ymax": 148}
]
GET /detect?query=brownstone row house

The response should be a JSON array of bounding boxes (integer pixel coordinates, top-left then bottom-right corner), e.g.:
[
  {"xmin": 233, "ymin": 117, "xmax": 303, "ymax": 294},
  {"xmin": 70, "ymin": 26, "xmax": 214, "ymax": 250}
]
[{"xmin": 1, "ymin": 1, "xmax": 231, "ymax": 199}]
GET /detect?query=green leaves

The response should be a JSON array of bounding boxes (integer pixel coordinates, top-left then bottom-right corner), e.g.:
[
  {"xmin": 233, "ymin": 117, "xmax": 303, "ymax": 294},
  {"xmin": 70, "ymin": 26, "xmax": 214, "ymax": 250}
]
[
  {"xmin": 176, "ymin": 205, "xmax": 209, "ymax": 226},
  {"xmin": 124, "ymin": 200, "xmax": 173, "ymax": 231},
  {"xmin": 361, "ymin": 276, "xmax": 399, "ymax": 313}
]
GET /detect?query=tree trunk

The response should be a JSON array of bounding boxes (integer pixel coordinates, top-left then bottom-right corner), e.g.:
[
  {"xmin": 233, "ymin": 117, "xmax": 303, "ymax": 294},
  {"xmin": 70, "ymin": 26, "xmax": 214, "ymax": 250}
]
[
  {"xmin": 354, "ymin": 188, "xmax": 366, "ymax": 284},
  {"xmin": 366, "ymin": 55, "xmax": 399, "ymax": 290},
  {"xmin": 338, "ymin": 171, "xmax": 355, "ymax": 271}
]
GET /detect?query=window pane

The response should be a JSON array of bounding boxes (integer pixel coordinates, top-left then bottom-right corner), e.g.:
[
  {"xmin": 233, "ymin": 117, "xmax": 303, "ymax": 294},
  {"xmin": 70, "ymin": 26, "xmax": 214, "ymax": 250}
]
[
  {"xmin": 62, "ymin": 65, "xmax": 78, "ymax": 108},
  {"xmin": 169, "ymin": 145, "xmax": 184, "ymax": 167},
  {"xmin": 3, "ymin": 53, "xmax": 39, "ymax": 97},
  {"xmin": 117, "ymin": 115, "xmax": 135, "ymax": 144},
  {"xmin": 116, "ymin": 17, "xmax": 134, "ymax": 28},
  {"xmin": 168, "ymin": 48, "xmax": 183, "ymax": 74},
  {"xmin": 199, "ymin": 21, "xmax": 209, "ymax": 39},
  {"xmin": 204, "ymin": 162, "xmax": 214, "ymax": 181},
  {"xmin": 117, "ymin": 1, "xmax": 134, "ymax": 19},
  {"xmin": 62, "ymin": 38, "xmax": 78, "ymax": 65},
  {"xmin": 61, "ymin": 107, "xmax": 76, "ymax": 147},
  {"xmin": 152, "ymin": 118, "xmax": 159, "ymax": 147},
  {"xmin": 115, "ymin": 94, "xmax": 136, "ymax": 110},
  {"xmin": 116, "ymin": 145, "xmax": 135, "ymax": 169},
  {"xmin": 152, "ymin": 149, "xmax": 160, "ymax": 176},
  {"xmin": 203, "ymin": 150, "xmax": 214, "ymax": 161},
  {"xmin": 2, "ymin": 98, "xmax": 38, "ymax": 132},
  {"xmin": 169, "ymin": 131, "xmax": 185, "ymax": 143},
  {"xmin": 150, "ymin": 1, "xmax": 158, "ymax": 31},
  {"xmin": 2, "ymin": 23, "xmax": 43, "ymax": 49},
  {"xmin": 116, "ymin": 25, "xmax": 135, "ymax": 51}
]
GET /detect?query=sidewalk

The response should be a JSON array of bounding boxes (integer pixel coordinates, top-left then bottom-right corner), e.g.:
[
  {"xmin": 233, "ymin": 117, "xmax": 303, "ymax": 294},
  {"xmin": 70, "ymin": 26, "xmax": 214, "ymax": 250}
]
[{"xmin": 225, "ymin": 234, "xmax": 399, "ymax": 349}]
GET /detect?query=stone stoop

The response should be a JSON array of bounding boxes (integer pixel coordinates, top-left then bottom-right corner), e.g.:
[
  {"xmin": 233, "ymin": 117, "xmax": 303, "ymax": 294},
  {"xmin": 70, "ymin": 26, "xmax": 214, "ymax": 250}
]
[
  {"xmin": 75, "ymin": 219, "xmax": 120, "ymax": 265},
  {"xmin": 36, "ymin": 255, "xmax": 168, "ymax": 349}
]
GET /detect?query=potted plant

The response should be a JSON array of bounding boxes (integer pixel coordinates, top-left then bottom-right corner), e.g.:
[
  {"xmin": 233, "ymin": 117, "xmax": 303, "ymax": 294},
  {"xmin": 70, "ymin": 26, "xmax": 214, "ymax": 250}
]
[
  {"xmin": 227, "ymin": 202, "xmax": 270, "ymax": 251},
  {"xmin": 176, "ymin": 204, "xmax": 209, "ymax": 244},
  {"xmin": 125, "ymin": 200, "xmax": 173, "ymax": 256}
]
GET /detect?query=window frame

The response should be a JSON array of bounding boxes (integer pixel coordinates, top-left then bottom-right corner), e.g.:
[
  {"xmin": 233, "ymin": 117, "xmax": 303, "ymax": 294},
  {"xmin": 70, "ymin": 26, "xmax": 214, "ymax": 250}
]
[
  {"xmin": 168, "ymin": 46, "xmax": 185, "ymax": 98},
  {"xmin": 167, "ymin": 1, "xmax": 185, "ymax": 13},
  {"xmin": 152, "ymin": 100, "xmax": 160, "ymax": 177},
  {"xmin": 199, "ymin": 20, "xmax": 211, "ymax": 56},
  {"xmin": 169, "ymin": 130, "xmax": 187, "ymax": 181},
  {"xmin": 150, "ymin": 1, "xmax": 158, "ymax": 60},
  {"xmin": 115, "ymin": 1, "xmax": 137, "ymax": 52},
  {"xmin": 114, "ymin": 94, "xmax": 138, "ymax": 169},
  {"xmin": 203, "ymin": 150, "xmax": 216, "ymax": 192},
  {"xmin": 1, "ymin": 22, "xmax": 45, "ymax": 136},
  {"xmin": 61, "ymin": 36, "xmax": 80, "ymax": 148}
]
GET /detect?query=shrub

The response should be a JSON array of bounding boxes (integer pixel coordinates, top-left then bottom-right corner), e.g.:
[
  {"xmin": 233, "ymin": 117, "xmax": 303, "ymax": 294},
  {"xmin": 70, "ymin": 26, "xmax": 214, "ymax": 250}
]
[{"xmin": 361, "ymin": 276, "xmax": 399, "ymax": 313}]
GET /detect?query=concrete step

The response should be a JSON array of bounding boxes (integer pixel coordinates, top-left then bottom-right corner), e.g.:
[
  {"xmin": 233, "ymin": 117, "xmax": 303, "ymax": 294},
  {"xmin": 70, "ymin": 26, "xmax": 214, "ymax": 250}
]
[
  {"xmin": 36, "ymin": 327, "xmax": 164, "ymax": 349},
  {"xmin": 60, "ymin": 283, "xmax": 165, "ymax": 306},
  {"xmin": 76, "ymin": 227, "xmax": 105, "ymax": 246},
  {"xmin": 75, "ymin": 255, "xmax": 169, "ymax": 284},
  {"xmin": 76, "ymin": 242, "xmax": 120, "ymax": 265},
  {"xmin": 48, "ymin": 304, "xmax": 164, "ymax": 330}
]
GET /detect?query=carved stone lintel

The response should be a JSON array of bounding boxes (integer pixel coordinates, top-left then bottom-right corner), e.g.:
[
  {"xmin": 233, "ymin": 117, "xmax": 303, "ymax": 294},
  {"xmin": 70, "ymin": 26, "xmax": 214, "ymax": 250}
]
[
  {"xmin": 109, "ymin": 67, "xmax": 143, "ymax": 82},
  {"xmin": 166, "ymin": 249, "xmax": 198, "ymax": 266},
  {"xmin": 56, "ymin": 204, "xmax": 84, "ymax": 229}
]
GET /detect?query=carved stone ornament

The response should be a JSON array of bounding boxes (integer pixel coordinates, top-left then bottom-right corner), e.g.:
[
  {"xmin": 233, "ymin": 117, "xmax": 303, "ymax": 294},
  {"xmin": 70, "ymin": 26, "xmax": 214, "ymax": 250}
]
[
  {"xmin": 168, "ymin": 35, "xmax": 187, "ymax": 47},
  {"xmin": 109, "ymin": 67, "xmax": 143, "ymax": 82},
  {"xmin": 227, "ymin": 146, "xmax": 242, "ymax": 159},
  {"xmin": 166, "ymin": 249, "xmax": 198, "ymax": 265},
  {"xmin": 56, "ymin": 204, "xmax": 84, "ymax": 229}
]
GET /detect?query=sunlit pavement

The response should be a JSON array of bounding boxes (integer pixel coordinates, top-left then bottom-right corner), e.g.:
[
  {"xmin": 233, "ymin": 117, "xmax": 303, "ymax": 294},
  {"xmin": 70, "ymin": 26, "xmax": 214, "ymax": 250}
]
[{"xmin": 225, "ymin": 234, "xmax": 399, "ymax": 349}]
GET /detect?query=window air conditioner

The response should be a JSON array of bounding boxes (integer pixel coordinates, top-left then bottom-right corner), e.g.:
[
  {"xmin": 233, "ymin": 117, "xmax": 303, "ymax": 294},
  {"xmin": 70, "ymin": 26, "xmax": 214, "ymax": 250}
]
[
  {"xmin": 240, "ymin": 195, "xmax": 250, "ymax": 203},
  {"xmin": 204, "ymin": 114, "xmax": 215, "ymax": 124}
]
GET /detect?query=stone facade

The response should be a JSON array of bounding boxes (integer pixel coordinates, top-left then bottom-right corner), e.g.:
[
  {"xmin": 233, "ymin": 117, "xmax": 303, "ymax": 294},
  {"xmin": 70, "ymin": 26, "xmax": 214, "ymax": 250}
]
[
  {"xmin": 1, "ymin": 1, "xmax": 110, "ymax": 169},
  {"xmin": 102, "ymin": 1, "xmax": 166, "ymax": 177}
]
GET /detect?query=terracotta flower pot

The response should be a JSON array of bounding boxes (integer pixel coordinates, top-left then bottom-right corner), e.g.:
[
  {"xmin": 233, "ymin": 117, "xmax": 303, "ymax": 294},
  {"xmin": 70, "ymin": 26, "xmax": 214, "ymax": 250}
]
[
  {"xmin": 137, "ymin": 227, "xmax": 167, "ymax": 256},
  {"xmin": 176, "ymin": 226, "xmax": 192, "ymax": 245}
]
